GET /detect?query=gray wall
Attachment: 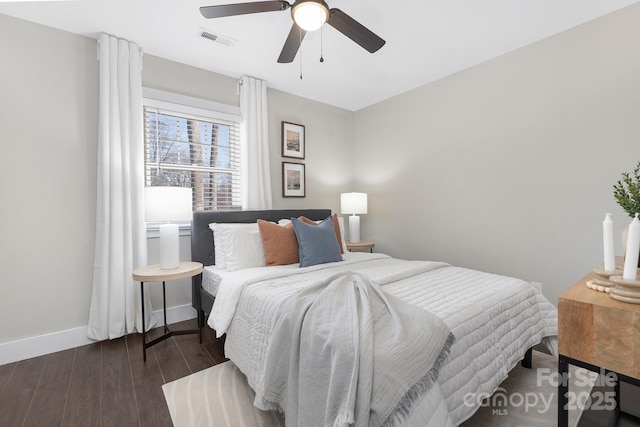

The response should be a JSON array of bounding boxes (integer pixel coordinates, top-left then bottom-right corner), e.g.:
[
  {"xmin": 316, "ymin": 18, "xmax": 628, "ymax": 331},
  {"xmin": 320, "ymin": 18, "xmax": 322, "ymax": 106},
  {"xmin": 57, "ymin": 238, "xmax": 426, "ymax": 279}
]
[
  {"xmin": 0, "ymin": 14, "xmax": 99, "ymax": 344},
  {"xmin": 2, "ymin": 2, "xmax": 640, "ymax": 349},
  {"xmin": 353, "ymin": 4, "xmax": 640, "ymax": 307},
  {"xmin": 0, "ymin": 14, "xmax": 353, "ymax": 346},
  {"xmin": 267, "ymin": 89, "xmax": 353, "ymax": 213}
]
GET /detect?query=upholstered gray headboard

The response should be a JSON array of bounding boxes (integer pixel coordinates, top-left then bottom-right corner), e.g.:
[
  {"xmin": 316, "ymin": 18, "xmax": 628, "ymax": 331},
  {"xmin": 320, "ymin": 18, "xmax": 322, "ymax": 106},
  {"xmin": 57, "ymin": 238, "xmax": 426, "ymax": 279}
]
[
  {"xmin": 191, "ymin": 208, "xmax": 331, "ymax": 267},
  {"xmin": 190, "ymin": 209, "xmax": 332, "ymax": 324}
]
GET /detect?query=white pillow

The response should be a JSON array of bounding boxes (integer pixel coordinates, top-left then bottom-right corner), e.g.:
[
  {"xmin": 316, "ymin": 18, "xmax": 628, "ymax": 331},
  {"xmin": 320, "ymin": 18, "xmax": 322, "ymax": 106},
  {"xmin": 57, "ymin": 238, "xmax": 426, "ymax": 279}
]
[
  {"xmin": 225, "ymin": 226, "xmax": 266, "ymax": 271},
  {"xmin": 209, "ymin": 223, "xmax": 260, "ymax": 269}
]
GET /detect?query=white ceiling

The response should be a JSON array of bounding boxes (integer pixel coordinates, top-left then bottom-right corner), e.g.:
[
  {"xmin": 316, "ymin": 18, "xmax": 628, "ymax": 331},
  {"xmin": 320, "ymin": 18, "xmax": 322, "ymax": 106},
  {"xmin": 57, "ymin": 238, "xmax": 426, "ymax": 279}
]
[{"xmin": 1, "ymin": 0, "xmax": 638, "ymax": 111}]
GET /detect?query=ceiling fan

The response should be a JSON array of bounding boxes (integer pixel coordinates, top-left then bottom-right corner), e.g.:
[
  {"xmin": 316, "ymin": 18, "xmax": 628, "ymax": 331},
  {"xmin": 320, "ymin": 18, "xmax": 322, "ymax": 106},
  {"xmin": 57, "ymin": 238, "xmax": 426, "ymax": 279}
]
[{"xmin": 200, "ymin": 0, "xmax": 385, "ymax": 63}]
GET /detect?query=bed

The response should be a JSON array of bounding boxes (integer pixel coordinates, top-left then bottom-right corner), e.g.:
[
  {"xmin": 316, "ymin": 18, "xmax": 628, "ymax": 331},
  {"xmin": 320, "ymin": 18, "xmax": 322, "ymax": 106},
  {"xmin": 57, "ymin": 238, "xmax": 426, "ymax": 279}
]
[{"xmin": 190, "ymin": 209, "xmax": 558, "ymax": 426}]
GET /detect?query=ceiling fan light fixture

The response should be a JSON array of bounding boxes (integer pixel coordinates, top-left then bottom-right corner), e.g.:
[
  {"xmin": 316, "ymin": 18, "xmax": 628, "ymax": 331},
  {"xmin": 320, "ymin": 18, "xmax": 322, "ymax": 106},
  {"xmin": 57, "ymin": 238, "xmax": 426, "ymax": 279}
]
[{"xmin": 291, "ymin": 0, "xmax": 329, "ymax": 32}]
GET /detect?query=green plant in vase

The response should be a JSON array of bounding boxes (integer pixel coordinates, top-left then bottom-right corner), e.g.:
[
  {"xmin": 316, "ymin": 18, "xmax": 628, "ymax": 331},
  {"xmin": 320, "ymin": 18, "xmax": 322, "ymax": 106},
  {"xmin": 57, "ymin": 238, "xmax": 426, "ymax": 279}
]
[
  {"xmin": 613, "ymin": 160, "xmax": 640, "ymax": 266},
  {"xmin": 614, "ymin": 161, "xmax": 640, "ymax": 218}
]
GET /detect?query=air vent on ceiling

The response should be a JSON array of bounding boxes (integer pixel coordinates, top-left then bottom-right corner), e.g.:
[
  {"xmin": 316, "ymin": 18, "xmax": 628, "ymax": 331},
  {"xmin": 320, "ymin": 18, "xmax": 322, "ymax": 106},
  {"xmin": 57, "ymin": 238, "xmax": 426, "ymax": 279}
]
[{"xmin": 199, "ymin": 29, "xmax": 237, "ymax": 47}]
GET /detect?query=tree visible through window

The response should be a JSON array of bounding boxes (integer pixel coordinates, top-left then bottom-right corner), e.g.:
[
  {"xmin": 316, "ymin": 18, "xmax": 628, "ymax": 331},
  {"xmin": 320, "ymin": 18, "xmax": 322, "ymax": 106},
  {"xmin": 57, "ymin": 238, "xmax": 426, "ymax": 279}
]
[{"xmin": 144, "ymin": 105, "xmax": 241, "ymax": 211}]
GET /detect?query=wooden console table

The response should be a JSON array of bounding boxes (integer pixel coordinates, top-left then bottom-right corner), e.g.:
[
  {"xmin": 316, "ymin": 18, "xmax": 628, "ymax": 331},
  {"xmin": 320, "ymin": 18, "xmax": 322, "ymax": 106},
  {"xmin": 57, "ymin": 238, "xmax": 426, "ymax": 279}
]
[{"xmin": 558, "ymin": 267, "xmax": 640, "ymax": 426}]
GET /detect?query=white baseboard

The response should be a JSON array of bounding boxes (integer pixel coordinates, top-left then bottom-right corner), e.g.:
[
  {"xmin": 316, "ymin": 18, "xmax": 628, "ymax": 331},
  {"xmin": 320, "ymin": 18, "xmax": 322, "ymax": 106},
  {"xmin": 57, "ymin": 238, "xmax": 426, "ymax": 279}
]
[
  {"xmin": 0, "ymin": 304, "xmax": 198, "ymax": 366},
  {"xmin": 150, "ymin": 303, "xmax": 198, "ymax": 327},
  {"xmin": 0, "ymin": 326, "xmax": 95, "ymax": 367}
]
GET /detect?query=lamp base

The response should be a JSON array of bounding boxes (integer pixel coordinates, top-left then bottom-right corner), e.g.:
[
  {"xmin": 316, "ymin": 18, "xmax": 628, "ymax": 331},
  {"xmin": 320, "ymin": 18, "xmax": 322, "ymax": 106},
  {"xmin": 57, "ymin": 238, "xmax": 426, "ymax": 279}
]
[
  {"xmin": 159, "ymin": 223, "xmax": 180, "ymax": 269},
  {"xmin": 348, "ymin": 215, "xmax": 361, "ymax": 243}
]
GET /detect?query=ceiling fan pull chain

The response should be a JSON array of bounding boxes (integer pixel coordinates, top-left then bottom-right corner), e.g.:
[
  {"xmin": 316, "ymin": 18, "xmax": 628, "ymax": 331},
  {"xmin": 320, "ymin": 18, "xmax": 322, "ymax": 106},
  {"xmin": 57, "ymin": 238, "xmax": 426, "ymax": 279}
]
[
  {"xmin": 299, "ymin": 28, "xmax": 303, "ymax": 79},
  {"xmin": 320, "ymin": 25, "xmax": 324, "ymax": 63}
]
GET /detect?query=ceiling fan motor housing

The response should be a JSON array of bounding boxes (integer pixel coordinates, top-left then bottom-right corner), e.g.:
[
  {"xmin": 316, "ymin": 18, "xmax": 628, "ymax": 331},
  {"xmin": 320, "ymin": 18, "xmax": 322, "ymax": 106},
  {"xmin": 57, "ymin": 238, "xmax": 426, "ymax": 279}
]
[{"xmin": 291, "ymin": 0, "xmax": 330, "ymax": 31}]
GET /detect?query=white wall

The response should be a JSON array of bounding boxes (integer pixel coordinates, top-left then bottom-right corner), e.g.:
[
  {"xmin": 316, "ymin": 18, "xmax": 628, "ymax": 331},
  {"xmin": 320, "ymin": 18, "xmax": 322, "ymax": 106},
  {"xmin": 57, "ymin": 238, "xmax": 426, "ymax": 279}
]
[{"xmin": 353, "ymin": 4, "xmax": 640, "ymax": 307}]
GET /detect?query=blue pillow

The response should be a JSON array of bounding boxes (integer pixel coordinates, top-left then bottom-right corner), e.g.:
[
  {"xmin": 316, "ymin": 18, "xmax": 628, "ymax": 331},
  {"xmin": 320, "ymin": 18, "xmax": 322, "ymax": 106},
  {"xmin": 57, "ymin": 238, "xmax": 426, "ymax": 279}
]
[{"xmin": 291, "ymin": 216, "xmax": 343, "ymax": 268}]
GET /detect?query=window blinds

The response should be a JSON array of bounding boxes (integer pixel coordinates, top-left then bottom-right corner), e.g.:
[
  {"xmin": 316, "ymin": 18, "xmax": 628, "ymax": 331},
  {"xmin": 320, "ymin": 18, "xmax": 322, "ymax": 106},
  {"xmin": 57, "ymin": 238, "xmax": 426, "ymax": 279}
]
[{"xmin": 143, "ymin": 106, "xmax": 241, "ymax": 211}]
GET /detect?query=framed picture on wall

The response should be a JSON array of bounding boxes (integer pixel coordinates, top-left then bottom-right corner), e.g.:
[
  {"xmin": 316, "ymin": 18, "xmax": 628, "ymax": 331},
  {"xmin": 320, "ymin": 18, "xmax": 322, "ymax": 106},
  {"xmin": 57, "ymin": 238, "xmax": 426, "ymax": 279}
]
[
  {"xmin": 282, "ymin": 121, "xmax": 305, "ymax": 159},
  {"xmin": 282, "ymin": 162, "xmax": 305, "ymax": 197}
]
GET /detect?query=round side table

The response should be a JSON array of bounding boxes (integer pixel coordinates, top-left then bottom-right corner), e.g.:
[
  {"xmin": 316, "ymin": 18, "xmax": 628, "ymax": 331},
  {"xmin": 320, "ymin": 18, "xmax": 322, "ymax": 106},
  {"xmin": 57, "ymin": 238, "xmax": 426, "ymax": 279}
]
[{"xmin": 133, "ymin": 261, "xmax": 203, "ymax": 361}]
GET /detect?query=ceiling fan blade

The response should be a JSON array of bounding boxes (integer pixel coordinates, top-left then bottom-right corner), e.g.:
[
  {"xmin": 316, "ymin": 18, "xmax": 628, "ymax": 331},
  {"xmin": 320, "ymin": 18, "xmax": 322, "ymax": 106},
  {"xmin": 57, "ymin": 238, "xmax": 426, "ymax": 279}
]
[
  {"xmin": 327, "ymin": 8, "xmax": 385, "ymax": 53},
  {"xmin": 277, "ymin": 23, "xmax": 306, "ymax": 63},
  {"xmin": 200, "ymin": 1, "xmax": 290, "ymax": 19}
]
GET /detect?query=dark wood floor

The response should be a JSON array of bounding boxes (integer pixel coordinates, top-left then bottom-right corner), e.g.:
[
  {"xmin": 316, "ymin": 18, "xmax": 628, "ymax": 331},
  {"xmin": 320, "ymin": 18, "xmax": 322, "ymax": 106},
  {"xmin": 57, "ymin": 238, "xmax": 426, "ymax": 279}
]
[
  {"xmin": 1, "ymin": 324, "xmax": 639, "ymax": 427},
  {"xmin": 0, "ymin": 318, "xmax": 225, "ymax": 427}
]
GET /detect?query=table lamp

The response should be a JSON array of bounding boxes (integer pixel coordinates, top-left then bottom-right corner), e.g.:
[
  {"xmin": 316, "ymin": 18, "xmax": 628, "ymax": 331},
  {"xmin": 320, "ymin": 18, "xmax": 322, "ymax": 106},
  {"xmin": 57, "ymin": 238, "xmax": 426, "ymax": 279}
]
[
  {"xmin": 145, "ymin": 186, "xmax": 193, "ymax": 269},
  {"xmin": 341, "ymin": 192, "xmax": 367, "ymax": 243}
]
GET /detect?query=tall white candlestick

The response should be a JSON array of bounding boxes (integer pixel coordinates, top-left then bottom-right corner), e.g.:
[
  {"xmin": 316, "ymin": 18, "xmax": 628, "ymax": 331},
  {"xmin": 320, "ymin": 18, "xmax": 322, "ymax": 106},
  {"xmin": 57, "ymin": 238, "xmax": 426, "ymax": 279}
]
[
  {"xmin": 603, "ymin": 213, "xmax": 615, "ymax": 272},
  {"xmin": 623, "ymin": 213, "xmax": 640, "ymax": 281}
]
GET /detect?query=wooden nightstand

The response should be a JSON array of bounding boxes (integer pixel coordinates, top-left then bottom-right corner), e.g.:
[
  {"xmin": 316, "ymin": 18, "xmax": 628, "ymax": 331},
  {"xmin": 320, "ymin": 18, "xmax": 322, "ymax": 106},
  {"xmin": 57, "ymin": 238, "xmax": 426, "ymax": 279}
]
[
  {"xmin": 346, "ymin": 241, "xmax": 375, "ymax": 253},
  {"xmin": 133, "ymin": 261, "xmax": 203, "ymax": 361},
  {"xmin": 558, "ymin": 265, "xmax": 640, "ymax": 426}
]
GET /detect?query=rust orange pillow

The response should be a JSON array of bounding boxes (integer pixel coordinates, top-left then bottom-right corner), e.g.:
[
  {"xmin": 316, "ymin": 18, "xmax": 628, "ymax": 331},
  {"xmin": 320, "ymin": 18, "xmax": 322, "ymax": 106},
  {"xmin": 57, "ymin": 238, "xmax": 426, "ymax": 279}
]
[
  {"xmin": 297, "ymin": 214, "xmax": 344, "ymax": 254},
  {"xmin": 257, "ymin": 219, "xmax": 299, "ymax": 266}
]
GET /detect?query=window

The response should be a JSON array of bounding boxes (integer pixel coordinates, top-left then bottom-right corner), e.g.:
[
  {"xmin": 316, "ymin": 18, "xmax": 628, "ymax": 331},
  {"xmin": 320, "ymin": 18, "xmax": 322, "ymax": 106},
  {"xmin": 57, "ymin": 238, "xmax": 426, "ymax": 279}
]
[{"xmin": 143, "ymin": 89, "xmax": 241, "ymax": 212}]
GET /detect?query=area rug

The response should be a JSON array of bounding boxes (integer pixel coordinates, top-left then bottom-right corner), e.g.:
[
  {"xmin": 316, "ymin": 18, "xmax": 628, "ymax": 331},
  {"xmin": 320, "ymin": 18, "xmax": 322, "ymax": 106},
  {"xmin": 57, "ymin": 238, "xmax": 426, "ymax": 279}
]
[{"xmin": 162, "ymin": 350, "xmax": 595, "ymax": 426}]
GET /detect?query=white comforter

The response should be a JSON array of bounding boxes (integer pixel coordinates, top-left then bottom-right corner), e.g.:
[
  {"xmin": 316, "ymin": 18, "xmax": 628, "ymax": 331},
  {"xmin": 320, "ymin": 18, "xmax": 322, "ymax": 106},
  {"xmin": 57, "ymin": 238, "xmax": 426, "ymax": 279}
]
[
  {"xmin": 208, "ymin": 253, "xmax": 558, "ymax": 426},
  {"xmin": 259, "ymin": 272, "xmax": 455, "ymax": 427}
]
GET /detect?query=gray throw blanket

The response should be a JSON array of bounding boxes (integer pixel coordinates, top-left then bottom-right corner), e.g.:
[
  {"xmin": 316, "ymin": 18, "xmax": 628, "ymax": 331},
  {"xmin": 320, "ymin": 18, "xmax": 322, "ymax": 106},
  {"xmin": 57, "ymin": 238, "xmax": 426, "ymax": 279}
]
[{"xmin": 255, "ymin": 272, "xmax": 455, "ymax": 427}]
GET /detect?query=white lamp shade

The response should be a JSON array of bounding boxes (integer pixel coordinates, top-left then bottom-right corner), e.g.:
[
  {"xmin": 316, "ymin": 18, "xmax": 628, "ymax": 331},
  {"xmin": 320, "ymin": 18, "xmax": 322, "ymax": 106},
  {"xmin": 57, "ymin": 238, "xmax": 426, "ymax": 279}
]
[
  {"xmin": 145, "ymin": 187, "xmax": 193, "ymax": 222},
  {"xmin": 292, "ymin": 0, "xmax": 328, "ymax": 31},
  {"xmin": 341, "ymin": 192, "xmax": 368, "ymax": 215}
]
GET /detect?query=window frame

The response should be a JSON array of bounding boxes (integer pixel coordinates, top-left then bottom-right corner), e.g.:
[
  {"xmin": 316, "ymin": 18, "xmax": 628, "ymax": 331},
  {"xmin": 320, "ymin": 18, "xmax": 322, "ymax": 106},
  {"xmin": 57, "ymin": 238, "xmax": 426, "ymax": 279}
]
[{"xmin": 142, "ymin": 88, "xmax": 241, "ymax": 236}]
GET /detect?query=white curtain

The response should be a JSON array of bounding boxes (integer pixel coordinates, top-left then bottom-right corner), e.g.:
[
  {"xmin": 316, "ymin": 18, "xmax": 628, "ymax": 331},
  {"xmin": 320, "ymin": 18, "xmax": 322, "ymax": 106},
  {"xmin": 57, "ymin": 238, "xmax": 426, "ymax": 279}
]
[
  {"xmin": 88, "ymin": 34, "xmax": 155, "ymax": 340},
  {"xmin": 240, "ymin": 76, "xmax": 273, "ymax": 210}
]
